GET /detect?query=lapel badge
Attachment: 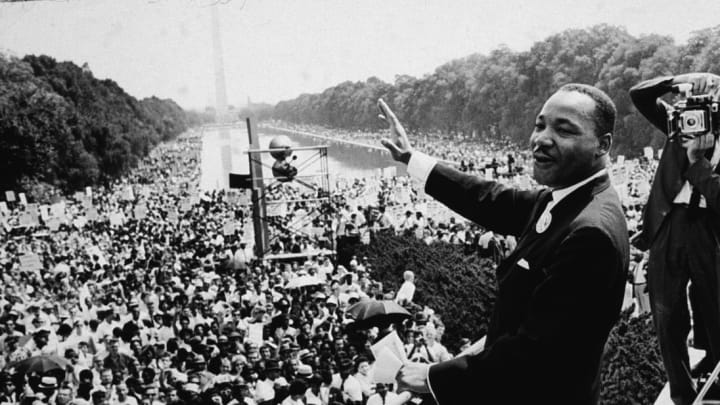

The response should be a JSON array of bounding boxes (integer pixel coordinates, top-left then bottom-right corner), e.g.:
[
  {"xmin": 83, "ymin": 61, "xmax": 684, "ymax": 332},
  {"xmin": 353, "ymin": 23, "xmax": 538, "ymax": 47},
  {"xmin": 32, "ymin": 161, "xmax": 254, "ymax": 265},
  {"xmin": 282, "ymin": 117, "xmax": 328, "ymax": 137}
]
[{"xmin": 535, "ymin": 211, "xmax": 552, "ymax": 234}]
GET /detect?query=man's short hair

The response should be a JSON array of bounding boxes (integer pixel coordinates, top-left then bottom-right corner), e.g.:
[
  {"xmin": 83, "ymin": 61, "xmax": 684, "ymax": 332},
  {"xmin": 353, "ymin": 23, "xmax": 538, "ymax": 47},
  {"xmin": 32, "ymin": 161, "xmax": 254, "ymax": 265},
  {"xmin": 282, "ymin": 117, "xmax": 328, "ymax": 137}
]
[{"xmin": 558, "ymin": 83, "xmax": 616, "ymax": 137}]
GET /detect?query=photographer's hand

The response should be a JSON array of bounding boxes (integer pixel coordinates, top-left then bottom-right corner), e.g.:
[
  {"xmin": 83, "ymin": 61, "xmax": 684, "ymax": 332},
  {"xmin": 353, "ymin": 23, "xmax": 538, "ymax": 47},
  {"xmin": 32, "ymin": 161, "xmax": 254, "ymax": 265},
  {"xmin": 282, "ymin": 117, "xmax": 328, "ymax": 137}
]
[
  {"xmin": 378, "ymin": 99, "xmax": 413, "ymax": 164},
  {"xmin": 682, "ymin": 133, "xmax": 715, "ymax": 164},
  {"xmin": 673, "ymin": 73, "xmax": 720, "ymax": 95}
]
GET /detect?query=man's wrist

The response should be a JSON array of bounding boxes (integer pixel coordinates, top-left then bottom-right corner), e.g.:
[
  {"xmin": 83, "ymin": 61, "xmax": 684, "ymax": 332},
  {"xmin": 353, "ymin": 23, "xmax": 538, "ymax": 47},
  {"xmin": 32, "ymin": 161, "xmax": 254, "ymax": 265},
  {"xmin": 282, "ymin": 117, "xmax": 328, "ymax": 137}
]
[{"xmin": 407, "ymin": 151, "xmax": 438, "ymax": 185}]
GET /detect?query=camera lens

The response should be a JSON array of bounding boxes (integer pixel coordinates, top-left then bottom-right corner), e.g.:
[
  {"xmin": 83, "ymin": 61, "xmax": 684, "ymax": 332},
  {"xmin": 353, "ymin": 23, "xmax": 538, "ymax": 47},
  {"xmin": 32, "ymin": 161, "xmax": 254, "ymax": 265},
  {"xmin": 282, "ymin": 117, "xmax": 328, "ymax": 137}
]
[{"xmin": 687, "ymin": 117, "xmax": 697, "ymax": 126}]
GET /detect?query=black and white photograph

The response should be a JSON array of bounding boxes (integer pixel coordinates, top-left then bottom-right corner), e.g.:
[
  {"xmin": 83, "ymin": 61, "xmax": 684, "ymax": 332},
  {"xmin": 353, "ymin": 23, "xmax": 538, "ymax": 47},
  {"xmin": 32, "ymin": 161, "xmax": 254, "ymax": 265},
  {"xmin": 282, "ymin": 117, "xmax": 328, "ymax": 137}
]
[{"xmin": 1, "ymin": 0, "xmax": 720, "ymax": 404}]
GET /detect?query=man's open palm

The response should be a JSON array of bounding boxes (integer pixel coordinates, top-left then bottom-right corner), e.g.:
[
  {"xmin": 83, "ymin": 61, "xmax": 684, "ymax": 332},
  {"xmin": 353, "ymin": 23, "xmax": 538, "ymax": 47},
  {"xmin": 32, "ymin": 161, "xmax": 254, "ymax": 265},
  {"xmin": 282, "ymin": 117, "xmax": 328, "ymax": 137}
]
[{"xmin": 378, "ymin": 98, "xmax": 413, "ymax": 164}]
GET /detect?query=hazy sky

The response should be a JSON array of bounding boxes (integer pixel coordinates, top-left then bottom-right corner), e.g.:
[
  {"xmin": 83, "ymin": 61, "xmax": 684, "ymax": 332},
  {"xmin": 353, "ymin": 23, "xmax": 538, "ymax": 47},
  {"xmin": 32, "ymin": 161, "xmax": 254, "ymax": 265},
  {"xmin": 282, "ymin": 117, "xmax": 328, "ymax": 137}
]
[{"xmin": 0, "ymin": 0, "xmax": 719, "ymax": 109}]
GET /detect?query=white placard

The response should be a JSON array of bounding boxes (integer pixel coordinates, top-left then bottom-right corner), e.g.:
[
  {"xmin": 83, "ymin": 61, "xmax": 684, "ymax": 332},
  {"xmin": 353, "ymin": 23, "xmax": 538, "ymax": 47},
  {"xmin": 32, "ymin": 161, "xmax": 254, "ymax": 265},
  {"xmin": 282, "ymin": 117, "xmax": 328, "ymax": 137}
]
[
  {"xmin": 134, "ymin": 205, "xmax": 147, "ymax": 220},
  {"xmin": 248, "ymin": 323, "xmax": 264, "ymax": 345},
  {"xmin": 19, "ymin": 253, "xmax": 42, "ymax": 272},
  {"xmin": 47, "ymin": 218, "xmax": 60, "ymax": 231}
]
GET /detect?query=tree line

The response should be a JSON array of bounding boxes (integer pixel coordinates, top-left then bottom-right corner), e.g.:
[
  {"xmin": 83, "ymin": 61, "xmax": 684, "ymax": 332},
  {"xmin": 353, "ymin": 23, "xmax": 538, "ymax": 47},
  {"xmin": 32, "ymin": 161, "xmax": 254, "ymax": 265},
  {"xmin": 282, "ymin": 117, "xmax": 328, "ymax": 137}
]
[
  {"xmin": 272, "ymin": 24, "xmax": 720, "ymax": 157},
  {"xmin": 0, "ymin": 53, "xmax": 191, "ymax": 195}
]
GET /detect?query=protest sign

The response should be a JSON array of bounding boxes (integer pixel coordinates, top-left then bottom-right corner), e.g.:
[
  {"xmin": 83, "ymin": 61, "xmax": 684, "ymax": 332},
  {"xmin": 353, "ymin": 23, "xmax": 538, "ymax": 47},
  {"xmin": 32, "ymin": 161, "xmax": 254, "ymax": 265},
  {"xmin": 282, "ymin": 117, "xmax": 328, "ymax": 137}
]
[
  {"xmin": 134, "ymin": 204, "xmax": 147, "ymax": 220},
  {"xmin": 19, "ymin": 253, "xmax": 43, "ymax": 272},
  {"xmin": 47, "ymin": 218, "xmax": 60, "ymax": 231},
  {"xmin": 179, "ymin": 199, "xmax": 192, "ymax": 212},
  {"xmin": 167, "ymin": 210, "xmax": 179, "ymax": 223},
  {"xmin": 109, "ymin": 212, "xmax": 124, "ymax": 226},
  {"xmin": 86, "ymin": 207, "xmax": 99, "ymax": 222},
  {"xmin": 18, "ymin": 213, "xmax": 35, "ymax": 227},
  {"xmin": 248, "ymin": 323, "xmax": 264, "ymax": 346}
]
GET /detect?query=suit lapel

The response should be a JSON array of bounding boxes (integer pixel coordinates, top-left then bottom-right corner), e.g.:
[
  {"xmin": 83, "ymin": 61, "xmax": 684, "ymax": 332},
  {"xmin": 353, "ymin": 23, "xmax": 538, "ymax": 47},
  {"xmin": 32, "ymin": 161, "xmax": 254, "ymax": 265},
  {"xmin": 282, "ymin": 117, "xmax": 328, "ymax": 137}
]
[{"xmin": 500, "ymin": 174, "xmax": 611, "ymax": 277}]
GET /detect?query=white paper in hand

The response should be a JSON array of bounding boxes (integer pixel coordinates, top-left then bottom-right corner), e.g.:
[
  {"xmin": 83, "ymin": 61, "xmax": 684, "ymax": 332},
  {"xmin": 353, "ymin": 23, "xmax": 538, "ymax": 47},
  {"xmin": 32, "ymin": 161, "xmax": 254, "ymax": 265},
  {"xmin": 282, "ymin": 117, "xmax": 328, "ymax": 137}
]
[
  {"xmin": 373, "ymin": 347, "xmax": 404, "ymax": 384},
  {"xmin": 370, "ymin": 331, "xmax": 407, "ymax": 363},
  {"xmin": 370, "ymin": 331, "xmax": 408, "ymax": 384}
]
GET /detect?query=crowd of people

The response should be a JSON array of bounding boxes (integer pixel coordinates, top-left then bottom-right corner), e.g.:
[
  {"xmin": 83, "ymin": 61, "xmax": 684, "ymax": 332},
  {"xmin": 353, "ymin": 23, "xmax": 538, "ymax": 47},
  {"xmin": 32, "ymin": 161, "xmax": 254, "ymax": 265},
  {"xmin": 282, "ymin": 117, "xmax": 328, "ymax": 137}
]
[
  {"xmin": 0, "ymin": 132, "xmax": 459, "ymax": 405},
  {"xmin": 0, "ymin": 121, "xmax": 661, "ymax": 405}
]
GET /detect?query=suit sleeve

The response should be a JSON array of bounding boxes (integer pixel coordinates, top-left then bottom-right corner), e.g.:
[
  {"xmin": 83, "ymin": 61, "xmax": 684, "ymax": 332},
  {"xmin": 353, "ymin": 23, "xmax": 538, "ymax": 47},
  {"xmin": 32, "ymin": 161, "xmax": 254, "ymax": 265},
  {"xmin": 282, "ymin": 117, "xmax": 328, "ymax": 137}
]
[
  {"xmin": 424, "ymin": 163, "xmax": 542, "ymax": 237},
  {"xmin": 427, "ymin": 227, "xmax": 625, "ymax": 404},
  {"xmin": 629, "ymin": 76, "xmax": 674, "ymax": 134}
]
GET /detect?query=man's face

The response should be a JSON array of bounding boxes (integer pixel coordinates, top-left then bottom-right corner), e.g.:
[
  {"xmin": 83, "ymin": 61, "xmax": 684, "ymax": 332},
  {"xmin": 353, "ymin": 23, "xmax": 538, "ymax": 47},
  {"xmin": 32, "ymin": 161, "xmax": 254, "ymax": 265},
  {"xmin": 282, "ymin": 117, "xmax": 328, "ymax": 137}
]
[
  {"xmin": 101, "ymin": 370, "xmax": 113, "ymax": 385},
  {"xmin": 116, "ymin": 384, "xmax": 128, "ymax": 399},
  {"xmin": 3, "ymin": 380, "xmax": 15, "ymax": 394},
  {"xmin": 145, "ymin": 388, "xmax": 158, "ymax": 401},
  {"xmin": 358, "ymin": 361, "xmax": 370, "ymax": 376},
  {"xmin": 530, "ymin": 90, "xmax": 604, "ymax": 188},
  {"xmin": 56, "ymin": 388, "xmax": 73, "ymax": 405}
]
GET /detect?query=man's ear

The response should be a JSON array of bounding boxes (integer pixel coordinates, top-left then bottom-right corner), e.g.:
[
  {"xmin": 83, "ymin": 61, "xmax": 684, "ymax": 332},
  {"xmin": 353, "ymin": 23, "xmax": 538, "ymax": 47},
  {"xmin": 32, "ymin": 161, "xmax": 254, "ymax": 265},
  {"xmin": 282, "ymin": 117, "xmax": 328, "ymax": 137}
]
[{"xmin": 596, "ymin": 133, "xmax": 612, "ymax": 157}]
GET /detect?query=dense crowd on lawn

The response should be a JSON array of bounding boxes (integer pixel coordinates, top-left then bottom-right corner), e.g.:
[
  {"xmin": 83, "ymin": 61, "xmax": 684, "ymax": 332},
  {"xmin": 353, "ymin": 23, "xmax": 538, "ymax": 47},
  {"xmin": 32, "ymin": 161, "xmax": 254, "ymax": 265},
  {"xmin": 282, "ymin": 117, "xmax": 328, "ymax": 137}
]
[
  {"xmin": 0, "ymin": 133, "xmax": 456, "ymax": 405},
  {"xmin": 0, "ymin": 125, "xmax": 658, "ymax": 405}
]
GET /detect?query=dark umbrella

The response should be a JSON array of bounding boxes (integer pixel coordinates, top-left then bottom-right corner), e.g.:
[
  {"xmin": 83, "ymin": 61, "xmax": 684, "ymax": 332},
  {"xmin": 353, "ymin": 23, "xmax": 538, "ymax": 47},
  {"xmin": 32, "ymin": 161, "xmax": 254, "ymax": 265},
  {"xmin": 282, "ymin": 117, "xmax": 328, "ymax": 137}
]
[
  {"xmin": 346, "ymin": 300, "xmax": 411, "ymax": 330},
  {"xmin": 6, "ymin": 355, "xmax": 70, "ymax": 377}
]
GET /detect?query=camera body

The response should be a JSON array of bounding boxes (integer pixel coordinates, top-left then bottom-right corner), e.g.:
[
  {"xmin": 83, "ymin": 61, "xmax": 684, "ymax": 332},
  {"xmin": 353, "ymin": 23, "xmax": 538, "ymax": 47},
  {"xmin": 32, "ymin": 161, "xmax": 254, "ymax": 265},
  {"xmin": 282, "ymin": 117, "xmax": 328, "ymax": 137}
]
[{"xmin": 667, "ymin": 92, "xmax": 720, "ymax": 139}]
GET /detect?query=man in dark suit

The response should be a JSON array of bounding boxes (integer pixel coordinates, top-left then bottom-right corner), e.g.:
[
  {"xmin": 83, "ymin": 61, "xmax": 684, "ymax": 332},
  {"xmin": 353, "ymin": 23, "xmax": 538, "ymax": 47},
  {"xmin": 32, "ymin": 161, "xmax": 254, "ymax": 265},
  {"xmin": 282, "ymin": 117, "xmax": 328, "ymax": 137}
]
[
  {"xmin": 378, "ymin": 84, "xmax": 629, "ymax": 404},
  {"xmin": 630, "ymin": 73, "xmax": 720, "ymax": 405}
]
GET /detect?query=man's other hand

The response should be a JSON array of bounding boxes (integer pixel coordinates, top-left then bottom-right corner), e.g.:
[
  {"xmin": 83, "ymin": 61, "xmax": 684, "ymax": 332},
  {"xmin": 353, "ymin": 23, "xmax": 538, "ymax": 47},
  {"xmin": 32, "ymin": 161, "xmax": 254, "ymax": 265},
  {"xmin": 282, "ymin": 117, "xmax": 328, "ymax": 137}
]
[
  {"xmin": 682, "ymin": 133, "xmax": 715, "ymax": 164},
  {"xmin": 396, "ymin": 362, "xmax": 431, "ymax": 394},
  {"xmin": 378, "ymin": 98, "xmax": 413, "ymax": 164},
  {"xmin": 673, "ymin": 73, "xmax": 720, "ymax": 95}
]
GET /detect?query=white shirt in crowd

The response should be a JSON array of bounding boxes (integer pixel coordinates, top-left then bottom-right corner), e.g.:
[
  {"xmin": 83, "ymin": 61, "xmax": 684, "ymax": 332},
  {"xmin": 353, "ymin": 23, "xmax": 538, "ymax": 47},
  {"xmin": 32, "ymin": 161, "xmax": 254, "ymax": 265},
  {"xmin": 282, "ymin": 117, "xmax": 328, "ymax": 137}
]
[{"xmin": 395, "ymin": 281, "xmax": 415, "ymax": 304}]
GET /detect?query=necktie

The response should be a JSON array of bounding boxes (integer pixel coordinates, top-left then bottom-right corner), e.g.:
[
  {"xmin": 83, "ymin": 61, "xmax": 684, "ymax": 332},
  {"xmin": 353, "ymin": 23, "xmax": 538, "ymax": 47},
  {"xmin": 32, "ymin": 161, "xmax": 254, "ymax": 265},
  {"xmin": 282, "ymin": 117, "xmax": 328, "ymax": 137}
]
[
  {"xmin": 688, "ymin": 144, "xmax": 717, "ymax": 217},
  {"xmin": 535, "ymin": 194, "xmax": 554, "ymax": 234}
]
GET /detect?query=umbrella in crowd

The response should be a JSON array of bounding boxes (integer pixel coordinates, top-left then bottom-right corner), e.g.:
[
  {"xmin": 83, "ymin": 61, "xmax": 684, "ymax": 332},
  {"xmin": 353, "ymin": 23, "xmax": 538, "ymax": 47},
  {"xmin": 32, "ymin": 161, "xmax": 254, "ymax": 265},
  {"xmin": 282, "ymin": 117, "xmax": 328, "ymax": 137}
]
[
  {"xmin": 6, "ymin": 355, "xmax": 70, "ymax": 377},
  {"xmin": 346, "ymin": 299, "xmax": 411, "ymax": 329}
]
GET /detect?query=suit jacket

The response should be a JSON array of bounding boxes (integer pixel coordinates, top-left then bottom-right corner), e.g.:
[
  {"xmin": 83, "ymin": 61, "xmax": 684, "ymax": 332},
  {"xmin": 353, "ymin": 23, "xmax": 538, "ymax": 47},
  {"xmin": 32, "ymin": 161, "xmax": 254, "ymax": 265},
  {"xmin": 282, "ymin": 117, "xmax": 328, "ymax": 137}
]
[
  {"xmin": 629, "ymin": 76, "xmax": 720, "ymax": 251},
  {"xmin": 424, "ymin": 163, "xmax": 629, "ymax": 405}
]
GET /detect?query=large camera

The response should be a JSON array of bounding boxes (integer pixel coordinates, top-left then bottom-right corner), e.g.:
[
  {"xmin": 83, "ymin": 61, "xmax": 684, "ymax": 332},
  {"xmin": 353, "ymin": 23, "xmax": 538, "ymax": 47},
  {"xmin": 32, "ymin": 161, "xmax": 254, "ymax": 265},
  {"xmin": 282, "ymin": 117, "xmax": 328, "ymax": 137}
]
[{"xmin": 667, "ymin": 84, "xmax": 720, "ymax": 140}]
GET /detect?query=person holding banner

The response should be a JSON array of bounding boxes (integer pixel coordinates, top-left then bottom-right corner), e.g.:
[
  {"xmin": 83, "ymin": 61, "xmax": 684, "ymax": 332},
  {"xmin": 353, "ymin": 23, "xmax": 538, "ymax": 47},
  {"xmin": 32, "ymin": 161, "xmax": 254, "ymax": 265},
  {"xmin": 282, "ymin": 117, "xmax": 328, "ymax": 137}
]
[
  {"xmin": 378, "ymin": 84, "xmax": 629, "ymax": 404},
  {"xmin": 629, "ymin": 73, "xmax": 720, "ymax": 405}
]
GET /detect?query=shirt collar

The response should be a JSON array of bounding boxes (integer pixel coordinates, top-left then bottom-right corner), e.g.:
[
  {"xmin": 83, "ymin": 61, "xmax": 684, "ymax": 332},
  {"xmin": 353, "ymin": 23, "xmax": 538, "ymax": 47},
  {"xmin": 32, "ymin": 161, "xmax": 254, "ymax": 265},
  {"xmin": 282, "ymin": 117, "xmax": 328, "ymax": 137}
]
[{"xmin": 551, "ymin": 168, "xmax": 608, "ymax": 205}]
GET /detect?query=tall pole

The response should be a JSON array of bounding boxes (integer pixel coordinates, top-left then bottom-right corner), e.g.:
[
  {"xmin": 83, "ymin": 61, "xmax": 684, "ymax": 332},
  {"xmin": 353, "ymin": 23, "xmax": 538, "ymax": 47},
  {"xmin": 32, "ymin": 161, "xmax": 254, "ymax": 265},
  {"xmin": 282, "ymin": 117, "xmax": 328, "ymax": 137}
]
[{"xmin": 247, "ymin": 118, "xmax": 269, "ymax": 256}]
